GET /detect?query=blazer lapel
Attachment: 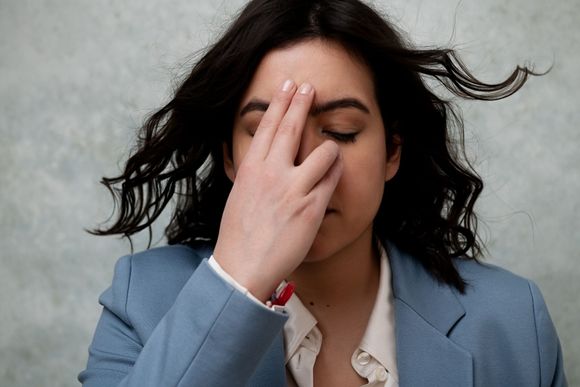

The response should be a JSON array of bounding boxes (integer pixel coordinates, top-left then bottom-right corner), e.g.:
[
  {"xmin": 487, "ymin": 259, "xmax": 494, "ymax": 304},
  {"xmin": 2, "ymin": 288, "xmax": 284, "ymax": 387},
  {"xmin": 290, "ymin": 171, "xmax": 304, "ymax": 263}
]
[{"xmin": 387, "ymin": 242, "xmax": 474, "ymax": 387}]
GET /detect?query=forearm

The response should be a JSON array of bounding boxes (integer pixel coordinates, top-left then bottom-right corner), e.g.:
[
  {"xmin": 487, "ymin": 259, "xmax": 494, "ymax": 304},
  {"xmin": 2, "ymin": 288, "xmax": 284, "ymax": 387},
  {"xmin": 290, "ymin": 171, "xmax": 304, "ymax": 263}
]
[{"xmin": 79, "ymin": 258, "xmax": 288, "ymax": 387}]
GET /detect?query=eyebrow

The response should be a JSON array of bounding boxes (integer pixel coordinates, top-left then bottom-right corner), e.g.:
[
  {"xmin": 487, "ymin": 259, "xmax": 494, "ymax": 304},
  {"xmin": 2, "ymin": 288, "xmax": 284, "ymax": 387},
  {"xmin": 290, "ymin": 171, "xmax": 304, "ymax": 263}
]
[{"xmin": 239, "ymin": 97, "xmax": 370, "ymax": 117}]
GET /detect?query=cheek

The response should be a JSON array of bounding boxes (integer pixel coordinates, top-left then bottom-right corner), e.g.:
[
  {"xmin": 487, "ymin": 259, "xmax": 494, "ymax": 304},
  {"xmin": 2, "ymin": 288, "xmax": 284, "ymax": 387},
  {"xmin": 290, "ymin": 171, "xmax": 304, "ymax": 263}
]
[
  {"xmin": 342, "ymin": 166, "xmax": 385, "ymax": 205},
  {"xmin": 343, "ymin": 137, "xmax": 387, "ymax": 179},
  {"xmin": 338, "ymin": 142, "xmax": 387, "ymax": 210}
]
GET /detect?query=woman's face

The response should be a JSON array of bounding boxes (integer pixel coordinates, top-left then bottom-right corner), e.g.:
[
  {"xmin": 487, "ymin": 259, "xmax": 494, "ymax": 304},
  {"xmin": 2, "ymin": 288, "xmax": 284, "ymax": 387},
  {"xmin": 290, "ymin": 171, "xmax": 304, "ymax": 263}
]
[{"xmin": 225, "ymin": 39, "xmax": 400, "ymax": 262}]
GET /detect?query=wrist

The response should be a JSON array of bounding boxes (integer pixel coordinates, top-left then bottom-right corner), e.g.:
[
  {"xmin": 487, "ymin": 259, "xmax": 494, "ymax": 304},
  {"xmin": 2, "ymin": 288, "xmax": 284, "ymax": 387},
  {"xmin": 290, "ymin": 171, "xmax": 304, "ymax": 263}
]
[
  {"xmin": 212, "ymin": 254, "xmax": 280, "ymax": 303},
  {"xmin": 238, "ymin": 275, "xmax": 279, "ymax": 303}
]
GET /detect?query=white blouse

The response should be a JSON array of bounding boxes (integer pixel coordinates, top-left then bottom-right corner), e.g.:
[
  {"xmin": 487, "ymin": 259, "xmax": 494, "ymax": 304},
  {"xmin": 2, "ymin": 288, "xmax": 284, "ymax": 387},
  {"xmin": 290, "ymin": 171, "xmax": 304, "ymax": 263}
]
[{"xmin": 208, "ymin": 244, "xmax": 398, "ymax": 387}]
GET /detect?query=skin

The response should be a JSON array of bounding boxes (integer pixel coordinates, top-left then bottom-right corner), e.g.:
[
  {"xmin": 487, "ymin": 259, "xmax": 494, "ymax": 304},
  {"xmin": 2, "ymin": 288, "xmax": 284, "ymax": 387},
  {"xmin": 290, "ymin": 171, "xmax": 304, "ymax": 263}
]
[{"xmin": 214, "ymin": 41, "xmax": 401, "ymax": 379}]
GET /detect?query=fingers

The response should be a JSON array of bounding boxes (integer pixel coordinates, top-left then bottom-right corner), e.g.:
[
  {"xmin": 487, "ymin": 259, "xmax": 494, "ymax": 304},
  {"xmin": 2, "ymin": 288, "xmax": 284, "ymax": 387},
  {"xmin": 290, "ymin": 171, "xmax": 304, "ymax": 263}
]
[
  {"xmin": 296, "ymin": 140, "xmax": 341, "ymax": 194},
  {"xmin": 249, "ymin": 80, "xmax": 338, "ymax": 197},
  {"xmin": 247, "ymin": 79, "xmax": 297, "ymax": 160},
  {"xmin": 305, "ymin": 148, "xmax": 343, "ymax": 210},
  {"xmin": 268, "ymin": 83, "xmax": 314, "ymax": 163}
]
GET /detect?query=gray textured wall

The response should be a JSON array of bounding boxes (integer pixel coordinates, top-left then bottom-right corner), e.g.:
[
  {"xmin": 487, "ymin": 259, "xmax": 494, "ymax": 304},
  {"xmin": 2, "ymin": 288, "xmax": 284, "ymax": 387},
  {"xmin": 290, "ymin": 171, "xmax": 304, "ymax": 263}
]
[{"xmin": 1, "ymin": 0, "xmax": 578, "ymax": 385}]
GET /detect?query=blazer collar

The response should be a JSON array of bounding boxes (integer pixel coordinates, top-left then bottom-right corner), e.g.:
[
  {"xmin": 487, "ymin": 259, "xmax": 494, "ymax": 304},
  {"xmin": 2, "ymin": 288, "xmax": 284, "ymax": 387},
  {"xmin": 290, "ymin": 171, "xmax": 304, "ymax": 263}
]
[
  {"xmin": 249, "ymin": 241, "xmax": 474, "ymax": 387},
  {"xmin": 386, "ymin": 242, "xmax": 465, "ymax": 335},
  {"xmin": 386, "ymin": 241, "xmax": 473, "ymax": 386}
]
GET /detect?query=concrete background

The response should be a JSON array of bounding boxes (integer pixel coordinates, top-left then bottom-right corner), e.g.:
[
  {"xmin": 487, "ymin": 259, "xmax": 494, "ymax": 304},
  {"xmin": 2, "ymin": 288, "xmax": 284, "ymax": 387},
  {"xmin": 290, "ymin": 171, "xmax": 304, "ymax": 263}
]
[{"xmin": 1, "ymin": 0, "xmax": 578, "ymax": 385}]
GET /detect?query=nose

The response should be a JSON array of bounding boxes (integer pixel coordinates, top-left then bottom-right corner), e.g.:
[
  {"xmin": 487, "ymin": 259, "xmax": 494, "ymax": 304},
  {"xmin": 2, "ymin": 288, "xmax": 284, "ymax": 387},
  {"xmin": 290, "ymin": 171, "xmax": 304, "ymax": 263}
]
[{"xmin": 294, "ymin": 122, "xmax": 322, "ymax": 166}]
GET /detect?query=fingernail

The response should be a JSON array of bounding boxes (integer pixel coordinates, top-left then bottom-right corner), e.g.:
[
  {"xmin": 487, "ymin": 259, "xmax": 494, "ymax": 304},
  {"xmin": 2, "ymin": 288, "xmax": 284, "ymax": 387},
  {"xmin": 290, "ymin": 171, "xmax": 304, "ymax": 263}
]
[
  {"xmin": 299, "ymin": 83, "xmax": 312, "ymax": 95},
  {"xmin": 282, "ymin": 79, "xmax": 294, "ymax": 92}
]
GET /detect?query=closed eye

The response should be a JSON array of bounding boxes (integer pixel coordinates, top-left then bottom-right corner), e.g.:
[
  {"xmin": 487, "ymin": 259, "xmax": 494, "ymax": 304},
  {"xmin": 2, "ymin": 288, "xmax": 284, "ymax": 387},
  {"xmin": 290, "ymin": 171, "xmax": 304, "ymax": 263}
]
[{"xmin": 322, "ymin": 130, "xmax": 358, "ymax": 143}]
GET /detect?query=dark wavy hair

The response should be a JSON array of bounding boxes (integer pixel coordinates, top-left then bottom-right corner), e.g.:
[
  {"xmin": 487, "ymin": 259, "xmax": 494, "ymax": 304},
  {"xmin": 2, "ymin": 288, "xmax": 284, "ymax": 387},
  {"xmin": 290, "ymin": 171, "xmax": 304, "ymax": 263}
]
[{"xmin": 92, "ymin": 0, "xmax": 539, "ymax": 292}]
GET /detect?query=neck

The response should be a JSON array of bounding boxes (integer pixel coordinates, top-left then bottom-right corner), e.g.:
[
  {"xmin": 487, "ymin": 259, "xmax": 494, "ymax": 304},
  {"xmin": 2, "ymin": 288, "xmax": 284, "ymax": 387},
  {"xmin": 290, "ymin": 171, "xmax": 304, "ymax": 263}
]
[{"xmin": 287, "ymin": 227, "xmax": 380, "ymax": 311}]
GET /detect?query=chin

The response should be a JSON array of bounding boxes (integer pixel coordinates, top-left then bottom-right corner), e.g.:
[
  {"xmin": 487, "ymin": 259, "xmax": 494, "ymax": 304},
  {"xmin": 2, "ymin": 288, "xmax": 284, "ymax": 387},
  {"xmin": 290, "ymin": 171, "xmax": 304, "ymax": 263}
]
[
  {"xmin": 301, "ymin": 233, "xmax": 340, "ymax": 263},
  {"xmin": 301, "ymin": 217, "xmax": 374, "ymax": 264},
  {"xmin": 301, "ymin": 251, "xmax": 327, "ymax": 263}
]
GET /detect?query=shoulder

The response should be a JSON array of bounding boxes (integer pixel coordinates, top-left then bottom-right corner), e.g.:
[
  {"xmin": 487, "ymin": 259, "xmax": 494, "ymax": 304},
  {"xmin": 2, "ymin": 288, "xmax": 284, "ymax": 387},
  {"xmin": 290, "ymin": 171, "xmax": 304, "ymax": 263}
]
[
  {"xmin": 109, "ymin": 244, "xmax": 212, "ymax": 292},
  {"xmin": 454, "ymin": 257, "xmax": 559, "ymax": 332},
  {"xmin": 122, "ymin": 243, "xmax": 213, "ymax": 279},
  {"xmin": 452, "ymin": 258, "xmax": 548, "ymax": 326},
  {"xmin": 388, "ymin": 241, "xmax": 537, "ymax": 314},
  {"xmin": 455, "ymin": 258, "xmax": 533, "ymax": 303},
  {"xmin": 99, "ymin": 243, "xmax": 214, "ymax": 326},
  {"xmin": 451, "ymin": 259, "xmax": 565, "ymax": 385}
]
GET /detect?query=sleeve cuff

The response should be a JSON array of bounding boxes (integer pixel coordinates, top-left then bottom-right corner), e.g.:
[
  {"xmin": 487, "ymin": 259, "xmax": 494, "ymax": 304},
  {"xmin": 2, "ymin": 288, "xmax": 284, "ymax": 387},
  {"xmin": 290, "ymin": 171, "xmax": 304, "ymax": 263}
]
[{"xmin": 208, "ymin": 255, "xmax": 274, "ymax": 310}]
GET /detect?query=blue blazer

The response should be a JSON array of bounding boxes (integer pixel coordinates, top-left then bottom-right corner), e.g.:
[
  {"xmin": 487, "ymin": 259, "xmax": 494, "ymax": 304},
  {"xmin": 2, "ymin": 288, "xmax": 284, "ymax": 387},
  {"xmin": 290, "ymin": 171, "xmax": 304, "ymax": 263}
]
[{"xmin": 78, "ymin": 242, "xmax": 566, "ymax": 386}]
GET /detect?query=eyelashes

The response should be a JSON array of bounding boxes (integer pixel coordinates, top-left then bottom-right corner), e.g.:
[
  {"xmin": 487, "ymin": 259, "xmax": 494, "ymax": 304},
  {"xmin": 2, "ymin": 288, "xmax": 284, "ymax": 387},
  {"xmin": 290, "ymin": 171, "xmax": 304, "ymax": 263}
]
[
  {"xmin": 245, "ymin": 127, "xmax": 359, "ymax": 143},
  {"xmin": 322, "ymin": 130, "xmax": 358, "ymax": 143}
]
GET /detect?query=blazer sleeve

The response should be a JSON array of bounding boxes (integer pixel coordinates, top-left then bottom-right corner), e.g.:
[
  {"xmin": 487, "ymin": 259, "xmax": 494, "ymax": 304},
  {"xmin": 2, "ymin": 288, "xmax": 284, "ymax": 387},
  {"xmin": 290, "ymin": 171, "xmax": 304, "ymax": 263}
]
[
  {"xmin": 528, "ymin": 281, "xmax": 567, "ymax": 387},
  {"xmin": 78, "ymin": 255, "xmax": 289, "ymax": 387}
]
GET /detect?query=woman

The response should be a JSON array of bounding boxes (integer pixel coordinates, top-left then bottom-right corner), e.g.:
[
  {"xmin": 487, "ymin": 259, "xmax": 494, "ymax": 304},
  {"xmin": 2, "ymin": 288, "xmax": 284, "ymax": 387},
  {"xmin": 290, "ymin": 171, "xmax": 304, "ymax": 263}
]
[{"xmin": 79, "ymin": 0, "xmax": 566, "ymax": 386}]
